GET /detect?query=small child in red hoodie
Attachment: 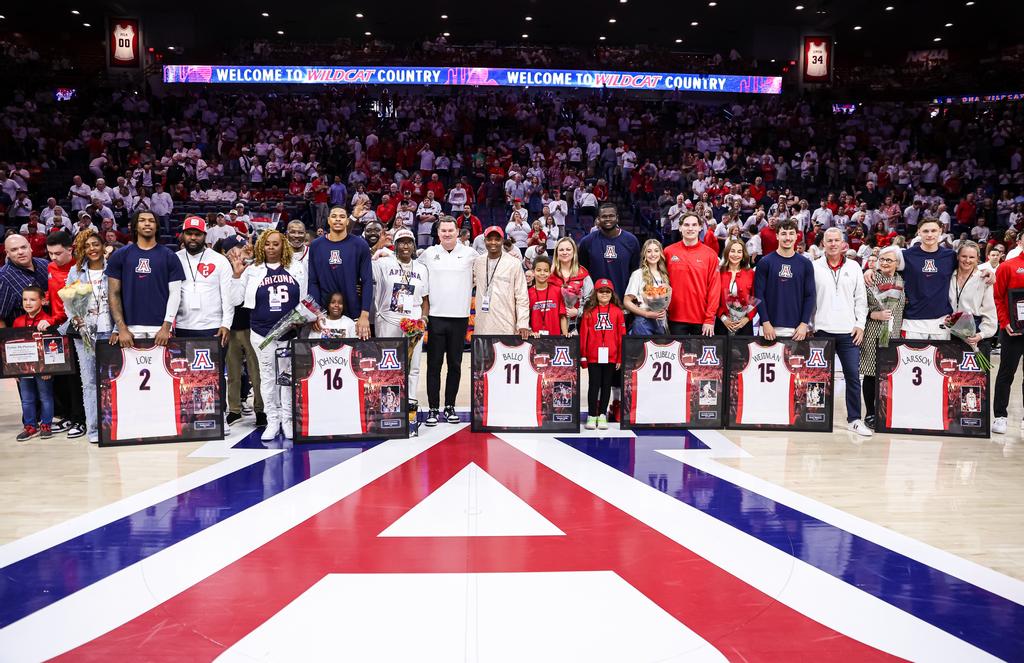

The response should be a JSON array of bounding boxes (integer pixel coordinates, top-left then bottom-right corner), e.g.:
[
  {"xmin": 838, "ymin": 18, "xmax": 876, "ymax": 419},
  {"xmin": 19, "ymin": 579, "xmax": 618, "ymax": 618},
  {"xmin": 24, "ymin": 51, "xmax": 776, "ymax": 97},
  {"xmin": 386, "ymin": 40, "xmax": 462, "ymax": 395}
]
[
  {"xmin": 527, "ymin": 256, "xmax": 567, "ymax": 337},
  {"xmin": 579, "ymin": 278, "xmax": 626, "ymax": 430},
  {"xmin": 12, "ymin": 285, "xmax": 57, "ymax": 440}
]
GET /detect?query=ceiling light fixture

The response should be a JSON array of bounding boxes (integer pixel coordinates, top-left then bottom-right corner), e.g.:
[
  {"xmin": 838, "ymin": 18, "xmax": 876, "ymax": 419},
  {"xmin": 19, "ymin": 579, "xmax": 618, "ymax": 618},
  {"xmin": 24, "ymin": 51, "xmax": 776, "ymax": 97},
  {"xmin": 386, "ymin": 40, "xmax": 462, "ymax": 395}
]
[
  {"xmin": 82, "ymin": 22, "xmax": 91, "ymax": 27},
  {"xmin": 365, "ymin": 31, "xmax": 372, "ymax": 36},
  {"xmin": 771, "ymin": 59, "xmax": 776, "ymax": 62},
  {"xmin": 355, "ymin": 13, "xmax": 363, "ymax": 18},
  {"xmin": 795, "ymin": 5, "xmax": 804, "ymax": 9},
  {"xmin": 691, "ymin": 20, "xmax": 699, "ymax": 25},
  {"xmin": 525, "ymin": 16, "xmax": 532, "ymax": 21},
  {"xmin": 675, "ymin": 38, "xmax": 683, "ymax": 43},
  {"xmin": 853, "ymin": 25, "xmax": 862, "ymax": 30},
  {"xmin": 965, "ymin": 1, "xmax": 974, "ymax": 5},
  {"xmin": 276, "ymin": 30, "xmax": 284, "ymax": 34},
  {"xmin": 71, "ymin": 9, "xmax": 80, "ymax": 14},
  {"xmin": 609, "ymin": 18, "xmax": 617, "ymax": 23},
  {"xmin": 522, "ymin": 33, "xmax": 529, "ymax": 38},
  {"xmin": 599, "ymin": 36, "xmax": 607, "ymax": 40},
  {"xmin": 708, "ymin": 1, "xmax": 717, "ymax": 5},
  {"xmin": 933, "ymin": 36, "xmax": 942, "ymax": 41},
  {"xmin": 945, "ymin": 22, "xmax": 953, "ymax": 26},
  {"xmin": 261, "ymin": 12, "xmax": 269, "ymax": 17},
  {"xmin": 168, "ymin": 46, "xmax": 176, "ymax": 51},
  {"xmin": 885, "ymin": 5, "xmax": 894, "ymax": 9},
  {"xmin": 440, "ymin": 14, "xmax": 448, "ymax": 19}
]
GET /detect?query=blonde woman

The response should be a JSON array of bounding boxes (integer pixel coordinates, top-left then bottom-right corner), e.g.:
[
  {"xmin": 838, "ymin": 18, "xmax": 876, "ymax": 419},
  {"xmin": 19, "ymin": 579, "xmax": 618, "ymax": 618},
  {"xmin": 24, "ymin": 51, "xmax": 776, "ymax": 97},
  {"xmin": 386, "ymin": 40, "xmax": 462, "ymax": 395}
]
[
  {"xmin": 229, "ymin": 230, "xmax": 307, "ymax": 440},
  {"xmin": 548, "ymin": 237, "xmax": 594, "ymax": 334},
  {"xmin": 624, "ymin": 239, "xmax": 670, "ymax": 334},
  {"xmin": 949, "ymin": 240, "xmax": 997, "ymax": 356}
]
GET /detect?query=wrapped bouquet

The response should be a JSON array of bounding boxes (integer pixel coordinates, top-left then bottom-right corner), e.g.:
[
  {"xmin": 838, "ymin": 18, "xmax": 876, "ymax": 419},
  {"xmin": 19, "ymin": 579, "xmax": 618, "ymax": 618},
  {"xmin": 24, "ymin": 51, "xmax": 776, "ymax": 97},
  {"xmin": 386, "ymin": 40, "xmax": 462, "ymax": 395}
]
[
  {"xmin": 642, "ymin": 283, "xmax": 671, "ymax": 333},
  {"xmin": 561, "ymin": 280, "xmax": 583, "ymax": 332},
  {"xmin": 724, "ymin": 294, "xmax": 760, "ymax": 335},
  {"xmin": 58, "ymin": 280, "xmax": 96, "ymax": 353},
  {"xmin": 258, "ymin": 296, "xmax": 325, "ymax": 350},
  {"xmin": 399, "ymin": 317, "xmax": 426, "ymax": 363},
  {"xmin": 868, "ymin": 282, "xmax": 904, "ymax": 346},
  {"xmin": 943, "ymin": 311, "xmax": 991, "ymax": 372}
]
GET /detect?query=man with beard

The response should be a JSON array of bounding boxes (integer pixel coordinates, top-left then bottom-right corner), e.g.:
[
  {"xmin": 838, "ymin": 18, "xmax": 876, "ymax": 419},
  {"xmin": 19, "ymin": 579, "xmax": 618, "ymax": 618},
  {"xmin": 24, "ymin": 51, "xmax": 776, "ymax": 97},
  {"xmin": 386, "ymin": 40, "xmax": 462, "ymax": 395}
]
[
  {"xmin": 578, "ymin": 203, "xmax": 640, "ymax": 300},
  {"xmin": 285, "ymin": 220, "xmax": 310, "ymax": 268},
  {"xmin": 307, "ymin": 205, "xmax": 372, "ymax": 339}
]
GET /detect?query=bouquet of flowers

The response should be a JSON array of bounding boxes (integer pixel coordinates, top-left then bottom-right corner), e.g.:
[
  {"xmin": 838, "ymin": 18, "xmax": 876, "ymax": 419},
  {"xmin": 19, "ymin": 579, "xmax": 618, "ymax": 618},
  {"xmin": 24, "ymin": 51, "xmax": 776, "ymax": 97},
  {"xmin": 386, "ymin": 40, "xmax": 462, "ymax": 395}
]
[
  {"xmin": 258, "ymin": 295, "xmax": 324, "ymax": 350},
  {"xmin": 724, "ymin": 294, "xmax": 761, "ymax": 335},
  {"xmin": 642, "ymin": 283, "xmax": 672, "ymax": 333},
  {"xmin": 399, "ymin": 317, "xmax": 426, "ymax": 363},
  {"xmin": 942, "ymin": 311, "xmax": 991, "ymax": 372},
  {"xmin": 561, "ymin": 280, "xmax": 583, "ymax": 332},
  {"xmin": 868, "ymin": 282, "xmax": 904, "ymax": 346},
  {"xmin": 58, "ymin": 280, "xmax": 96, "ymax": 353}
]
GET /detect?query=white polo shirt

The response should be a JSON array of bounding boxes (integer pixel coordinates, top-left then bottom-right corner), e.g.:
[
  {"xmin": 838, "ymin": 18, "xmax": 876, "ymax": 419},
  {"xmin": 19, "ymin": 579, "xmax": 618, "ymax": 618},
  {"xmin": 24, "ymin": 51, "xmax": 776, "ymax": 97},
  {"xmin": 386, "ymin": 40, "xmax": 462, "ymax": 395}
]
[{"xmin": 417, "ymin": 242, "xmax": 476, "ymax": 318}]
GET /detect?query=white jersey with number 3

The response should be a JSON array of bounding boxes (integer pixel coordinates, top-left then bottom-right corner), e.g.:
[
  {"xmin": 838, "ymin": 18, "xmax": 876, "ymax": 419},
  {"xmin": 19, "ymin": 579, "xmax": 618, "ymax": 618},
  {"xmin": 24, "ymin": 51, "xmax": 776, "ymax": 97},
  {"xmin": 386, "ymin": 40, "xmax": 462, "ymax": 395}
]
[
  {"xmin": 113, "ymin": 24, "xmax": 135, "ymax": 62},
  {"xmin": 483, "ymin": 341, "xmax": 541, "ymax": 428},
  {"xmin": 886, "ymin": 345, "xmax": 948, "ymax": 430},
  {"xmin": 806, "ymin": 41, "xmax": 828, "ymax": 78},
  {"xmin": 630, "ymin": 340, "xmax": 689, "ymax": 424},
  {"xmin": 301, "ymin": 344, "xmax": 366, "ymax": 437},
  {"xmin": 111, "ymin": 346, "xmax": 181, "ymax": 440},
  {"xmin": 736, "ymin": 341, "xmax": 794, "ymax": 425}
]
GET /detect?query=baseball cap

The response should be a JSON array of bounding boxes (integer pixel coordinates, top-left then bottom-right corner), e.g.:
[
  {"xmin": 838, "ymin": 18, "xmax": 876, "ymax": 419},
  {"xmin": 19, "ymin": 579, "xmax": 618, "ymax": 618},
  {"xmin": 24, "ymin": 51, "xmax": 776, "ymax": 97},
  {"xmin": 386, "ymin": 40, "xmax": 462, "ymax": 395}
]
[
  {"xmin": 228, "ymin": 209, "xmax": 238, "ymax": 215},
  {"xmin": 182, "ymin": 216, "xmax": 207, "ymax": 233},
  {"xmin": 514, "ymin": 197, "xmax": 523, "ymax": 203},
  {"xmin": 594, "ymin": 278, "xmax": 614, "ymax": 291},
  {"xmin": 392, "ymin": 228, "xmax": 415, "ymax": 242},
  {"xmin": 483, "ymin": 225, "xmax": 504, "ymax": 238},
  {"xmin": 78, "ymin": 210, "xmax": 91, "ymax": 219},
  {"xmin": 219, "ymin": 236, "xmax": 245, "ymax": 253}
]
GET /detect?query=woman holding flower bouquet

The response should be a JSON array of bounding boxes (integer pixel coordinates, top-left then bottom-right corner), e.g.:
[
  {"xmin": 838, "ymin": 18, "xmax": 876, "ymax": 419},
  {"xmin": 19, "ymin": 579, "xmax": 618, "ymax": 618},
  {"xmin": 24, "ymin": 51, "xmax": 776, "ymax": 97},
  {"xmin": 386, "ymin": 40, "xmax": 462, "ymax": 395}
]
[
  {"xmin": 229, "ymin": 230, "xmax": 307, "ymax": 440},
  {"xmin": 859, "ymin": 246, "xmax": 905, "ymax": 430},
  {"xmin": 715, "ymin": 238, "xmax": 757, "ymax": 336},
  {"xmin": 948, "ymin": 241, "xmax": 997, "ymax": 357},
  {"xmin": 548, "ymin": 237, "xmax": 594, "ymax": 335},
  {"xmin": 61, "ymin": 230, "xmax": 112, "ymax": 443},
  {"xmin": 624, "ymin": 239, "xmax": 671, "ymax": 335}
]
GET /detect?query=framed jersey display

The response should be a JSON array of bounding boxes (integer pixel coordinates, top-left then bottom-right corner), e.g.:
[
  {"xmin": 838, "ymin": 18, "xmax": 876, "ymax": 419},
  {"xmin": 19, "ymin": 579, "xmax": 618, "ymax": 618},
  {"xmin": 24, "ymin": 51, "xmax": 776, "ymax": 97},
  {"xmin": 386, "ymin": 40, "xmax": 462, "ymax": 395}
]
[
  {"xmin": 726, "ymin": 337, "xmax": 835, "ymax": 432},
  {"xmin": 107, "ymin": 17, "xmax": 142, "ymax": 70},
  {"xmin": 0, "ymin": 329, "xmax": 77, "ymax": 379},
  {"xmin": 97, "ymin": 338, "xmax": 224, "ymax": 447},
  {"xmin": 875, "ymin": 340, "xmax": 989, "ymax": 438},
  {"xmin": 471, "ymin": 335, "xmax": 580, "ymax": 433},
  {"xmin": 291, "ymin": 338, "xmax": 410, "ymax": 443},
  {"xmin": 619, "ymin": 336, "xmax": 726, "ymax": 430}
]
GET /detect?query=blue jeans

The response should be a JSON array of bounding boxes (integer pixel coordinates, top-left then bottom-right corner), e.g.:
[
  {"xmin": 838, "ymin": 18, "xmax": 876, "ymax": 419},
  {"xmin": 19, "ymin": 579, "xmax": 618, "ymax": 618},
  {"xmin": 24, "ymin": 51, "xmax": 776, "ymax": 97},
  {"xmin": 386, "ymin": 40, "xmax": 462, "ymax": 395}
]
[
  {"xmin": 75, "ymin": 334, "xmax": 109, "ymax": 438},
  {"xmin": 18, "ymin": 376, "xmax": 54, "ymax": 428},
  {"xmin": 814, "ymin": 330, "xmax": 862, "ymax": 422},
  {"xmin": 630, "ymin": 315, "xmax": 666, "ymax": 336}
]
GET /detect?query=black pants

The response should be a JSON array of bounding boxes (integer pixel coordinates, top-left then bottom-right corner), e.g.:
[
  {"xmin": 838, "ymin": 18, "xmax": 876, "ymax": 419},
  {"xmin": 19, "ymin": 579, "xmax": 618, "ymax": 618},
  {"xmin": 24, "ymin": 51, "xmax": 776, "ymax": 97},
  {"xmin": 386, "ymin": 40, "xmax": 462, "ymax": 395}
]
[
  {"xmin": 587, "ymin": 363, "xmax": 616, "ymax": 416},
  {"xmin": 668, "ymin": 322, "xmax": 705, "ymax": 335},
  {"xmin": 862, "ymin": 375, "xmax": 877, "ymax": 417},
  {"xmin": 993, "ymin": 330, "xmax": 1024, "ymax": 418},
  {"xmin": 426, "ymin": 316, "xmax": 468, "ymax": 410},
  {"xmin": 52, "ymin": 372, "xmax": 85, "ymax": 425}
]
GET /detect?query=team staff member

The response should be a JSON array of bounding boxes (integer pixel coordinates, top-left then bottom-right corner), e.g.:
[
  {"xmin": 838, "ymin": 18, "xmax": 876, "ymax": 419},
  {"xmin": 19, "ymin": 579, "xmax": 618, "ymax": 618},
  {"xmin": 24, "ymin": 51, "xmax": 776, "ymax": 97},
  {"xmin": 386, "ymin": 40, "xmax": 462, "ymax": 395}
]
[
  {"xmin": 578, "ymin": 203, "xmax": 641, "ymax": 299},
  {"xmin": 229, "ymin": 230, "xmax": 307, "ymax": 441},
  {"xmin": 472, "ymin": 226, "xmax": 530, "ymax": 338},
  {"xmin": 308, "ymin": 204, "xmax": 372, "ymax": 339},
  {"xmin": 812, "ymin": 228, "xmax": 871, "ymax": 437},
  {"xmin": 990, "ymin": 243, "xmax": 1024, "ymax": 434},
  {"xmin": 663, "ymin": 213, "xmax": 720, "ymax": 336},
  {"xmin": 373, "ymin": 228, "xmax": 430, "ymax": 404},
  {"xmin": 106, "ymin": 211, "xmax": 184, "ymax": 347},
  {"xmin": 754, "ymin": 218, "xmax": 815, "ymax": 341},
  {"xmin": 418, "ymin": 216, "xmax": 476, "ymax": 426}
]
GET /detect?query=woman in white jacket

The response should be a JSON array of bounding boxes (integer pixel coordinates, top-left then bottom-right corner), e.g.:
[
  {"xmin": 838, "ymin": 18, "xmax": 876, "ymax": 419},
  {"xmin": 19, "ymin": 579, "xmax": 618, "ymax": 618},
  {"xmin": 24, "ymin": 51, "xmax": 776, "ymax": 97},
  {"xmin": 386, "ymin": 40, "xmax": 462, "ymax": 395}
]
[
  {"xmin": 229, "ymin": 230, "xmax": 307, "ymax": 440},
  {"xmin": 949, "ymin": 240, "xmax": 997, "ymax": 356}
]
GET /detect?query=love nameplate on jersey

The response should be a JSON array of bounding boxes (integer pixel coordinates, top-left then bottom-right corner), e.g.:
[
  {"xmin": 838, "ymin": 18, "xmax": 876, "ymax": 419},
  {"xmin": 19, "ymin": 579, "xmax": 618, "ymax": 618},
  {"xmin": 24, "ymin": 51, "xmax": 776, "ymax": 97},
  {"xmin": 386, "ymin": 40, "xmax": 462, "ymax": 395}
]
[
  {"xmin": 96, "ymin": 337, "xmax": 224, "ymax": 447},
  {"xmin": 725, "ymin": 337, "xmax": 835, "ymax": 432},
  {"xmin": 874, "ymin": 339, "xmax": 990, "ymax": 438},
  {"xmin": 470, "ymin": 335, "xmax": 580, "ymax": 433},
  {"xmin": 619, "ymin": 335, "xmax": 727, "ymax": 430},
  {"xmin": 290, "ymin": 337, "xmax": 410, "ymax": 443}
]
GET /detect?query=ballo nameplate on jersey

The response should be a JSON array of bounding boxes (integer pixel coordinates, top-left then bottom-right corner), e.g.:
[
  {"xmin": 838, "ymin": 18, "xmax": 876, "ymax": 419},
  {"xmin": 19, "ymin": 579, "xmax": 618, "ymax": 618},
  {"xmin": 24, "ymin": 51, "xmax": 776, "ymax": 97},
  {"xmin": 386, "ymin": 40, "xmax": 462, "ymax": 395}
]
[
  {"xmin": 598, "ymin": 346, "xmax": 610, "ymax": 364},
  {"xmin": 480, "ymin": 294, "xmax": 491, "ymax": 313}
]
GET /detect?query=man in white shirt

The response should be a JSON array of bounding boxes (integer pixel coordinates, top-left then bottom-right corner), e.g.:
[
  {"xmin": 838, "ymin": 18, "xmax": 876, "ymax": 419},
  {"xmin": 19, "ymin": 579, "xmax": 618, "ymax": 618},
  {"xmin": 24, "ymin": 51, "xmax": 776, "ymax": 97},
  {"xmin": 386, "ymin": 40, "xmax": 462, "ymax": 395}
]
[
  {"xmin": 811, "ymin": 200, "xmax": 834, "ymax": 229},
  {"xmin": 937, "ymin": 204, "xmax": 952, "ymax": 232},
  {"xmin": 903, "ymin": 199, "xmax": 922, "ymax": 232},
  {"xmin": 416, "ymin": 190, "xmax": 443, "ymax": 249},
  {"xmin": 91, "ymin": 179, "xmax": 113, "ymax": 206},
  {"xmin": 666, "ymin": 194, "xmax": 687, "ymax": 244},
  {"xmin": 446, "ymin": 181, "xmax": 468, "ymax": 215},
  {"xmin": 417, "ymin": 216, "xmax": 475, "ymax": 425},
  {"xmin": 546, "ymin": 189, "xmax": 568, "ymax": 232},
  {"xmin": 175, "ymin": 216, "xmax": 235, "ymax": 426},
  {"xmin": 39, "ymin": 198, "xmax": 59, "ymax": 226},
  {"xmin": 206, "ymin": 213, "xmax": 238, "ymax": 247},
  {"xmin": 150, "ymin": 182, "xmax": 174, "ymax": 234}
]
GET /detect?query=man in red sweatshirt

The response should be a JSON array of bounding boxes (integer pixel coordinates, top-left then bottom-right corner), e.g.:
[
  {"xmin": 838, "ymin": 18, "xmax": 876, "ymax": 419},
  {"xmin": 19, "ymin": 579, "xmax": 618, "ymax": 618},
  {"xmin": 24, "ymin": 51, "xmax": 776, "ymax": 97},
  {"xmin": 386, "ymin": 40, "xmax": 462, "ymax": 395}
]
[
  {"xmin": 663, "ymin": 213, "xmax": 720, "ymax": 336},
  {"xmin": 991, "ymin": 249, "xmax": 1024, "ymax": 433}
]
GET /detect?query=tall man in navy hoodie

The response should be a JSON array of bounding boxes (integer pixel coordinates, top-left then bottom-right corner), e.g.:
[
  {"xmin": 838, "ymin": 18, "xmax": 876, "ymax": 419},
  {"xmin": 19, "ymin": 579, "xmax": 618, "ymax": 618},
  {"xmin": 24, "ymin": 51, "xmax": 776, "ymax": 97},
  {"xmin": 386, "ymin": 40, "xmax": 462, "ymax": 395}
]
[
  {"xmin": 308, "ymin": 204, "xmax": 373, "ymax": 339},
  {"xmin": 753, "ymin": 218, "xmax": 816, "ymax": 341}
]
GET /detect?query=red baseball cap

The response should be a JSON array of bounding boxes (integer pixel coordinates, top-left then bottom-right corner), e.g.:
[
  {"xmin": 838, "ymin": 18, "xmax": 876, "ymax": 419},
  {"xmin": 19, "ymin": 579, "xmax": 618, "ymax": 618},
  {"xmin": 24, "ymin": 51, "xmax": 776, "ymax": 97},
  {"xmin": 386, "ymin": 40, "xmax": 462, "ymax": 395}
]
[
  {"xmin": 483, "ymin": 225, "xmax": 505, "ymax": 238},
  {"xmin": 594, "ymin": 278, "xmax": 614, "ymax": 291},
  {"xmin": 182, "ymin": 216, "xmax": 207, "ymax": 233}
]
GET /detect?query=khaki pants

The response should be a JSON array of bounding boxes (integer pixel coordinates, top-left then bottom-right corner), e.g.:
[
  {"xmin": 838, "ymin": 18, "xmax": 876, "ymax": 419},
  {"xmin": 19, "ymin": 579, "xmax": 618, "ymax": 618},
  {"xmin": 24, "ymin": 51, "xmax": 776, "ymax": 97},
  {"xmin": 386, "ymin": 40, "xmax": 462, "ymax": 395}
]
[{"xmin": 226, "ymin": 328, "xmax": 264, "ymax": 414}]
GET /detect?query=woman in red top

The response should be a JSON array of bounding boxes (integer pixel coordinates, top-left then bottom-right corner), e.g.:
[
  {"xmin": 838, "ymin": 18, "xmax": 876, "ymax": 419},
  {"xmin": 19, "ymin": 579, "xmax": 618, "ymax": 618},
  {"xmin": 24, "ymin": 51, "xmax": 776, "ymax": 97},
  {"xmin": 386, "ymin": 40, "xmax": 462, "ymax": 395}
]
[
  {"xmin": 548, "ymin": 237, "xmax": 594, "ymax": 334},
  {"xmin": 579, "ymin": 279, "xmax": 626, "ymax": 430},
  {"xmin": 873, "ymin": 221, "xmax": 897, "ymax": 248},
  {"xmin": 716, "ymin": 238, "xmax": 757, "ymax": 336}
]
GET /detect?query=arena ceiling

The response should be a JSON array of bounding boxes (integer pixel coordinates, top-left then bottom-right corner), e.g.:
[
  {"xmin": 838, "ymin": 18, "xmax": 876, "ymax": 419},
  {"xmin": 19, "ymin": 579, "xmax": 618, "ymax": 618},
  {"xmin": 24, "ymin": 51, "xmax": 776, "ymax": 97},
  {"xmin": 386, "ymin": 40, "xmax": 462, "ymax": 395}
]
[{"xmin": 3, "ymin": 0, "xmax": 1021, "ymax": 61}]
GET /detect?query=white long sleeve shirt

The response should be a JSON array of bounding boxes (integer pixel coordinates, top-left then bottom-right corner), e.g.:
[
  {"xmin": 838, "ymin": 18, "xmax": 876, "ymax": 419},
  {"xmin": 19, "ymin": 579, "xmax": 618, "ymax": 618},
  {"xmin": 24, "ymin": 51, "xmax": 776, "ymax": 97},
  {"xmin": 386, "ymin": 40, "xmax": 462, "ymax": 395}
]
[
  {"xmin": 175, "ymin": 248, "xmax": 235, "ymax": 330},
  {"xmin": 812, "ymin": 256, "xmax": 867, "ymax": 334}
]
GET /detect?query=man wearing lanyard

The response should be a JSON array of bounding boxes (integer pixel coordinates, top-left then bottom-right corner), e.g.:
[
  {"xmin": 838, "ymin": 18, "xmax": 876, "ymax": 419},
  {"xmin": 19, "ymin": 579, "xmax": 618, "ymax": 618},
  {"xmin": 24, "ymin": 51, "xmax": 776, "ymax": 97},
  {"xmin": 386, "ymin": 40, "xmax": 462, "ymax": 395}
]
[
  {"xmin": 812, "ymin": 228, "xmax": 871, "ymax": 437},
  {"xmin": 472, "ymin": 226, "xmax": 530, "ymax": 338},
  {"xmin": 175, "ymin": 217, "xmax": 235, "ymax": 426}
]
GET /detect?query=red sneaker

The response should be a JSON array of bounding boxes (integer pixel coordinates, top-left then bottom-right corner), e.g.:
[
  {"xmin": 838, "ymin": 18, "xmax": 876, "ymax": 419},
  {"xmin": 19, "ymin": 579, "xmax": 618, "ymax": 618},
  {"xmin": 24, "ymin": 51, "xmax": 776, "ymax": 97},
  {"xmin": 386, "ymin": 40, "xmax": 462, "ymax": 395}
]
[
  {"xmin": 16, "ymin": 426, "xmax": 38, "ymax": 442},
  {"xmin": 40, "ymin": 424, "xmax": 53, "ymax": 439}
]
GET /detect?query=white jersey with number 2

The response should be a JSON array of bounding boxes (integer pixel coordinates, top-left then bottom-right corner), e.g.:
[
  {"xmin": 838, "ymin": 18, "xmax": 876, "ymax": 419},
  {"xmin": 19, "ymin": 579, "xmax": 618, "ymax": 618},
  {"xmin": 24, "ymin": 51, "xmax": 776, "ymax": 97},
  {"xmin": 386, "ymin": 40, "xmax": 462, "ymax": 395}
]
[
  {"xmin": 483, "ymin": 341, "xmax": 541, "ymax": 428},
  {"xmin": 630, "ymin": 340, "xmax": 689, "ymax": 424},
  {"xmin": 111, "ymin": 346, "xmax": 181, "ymax": 440}
]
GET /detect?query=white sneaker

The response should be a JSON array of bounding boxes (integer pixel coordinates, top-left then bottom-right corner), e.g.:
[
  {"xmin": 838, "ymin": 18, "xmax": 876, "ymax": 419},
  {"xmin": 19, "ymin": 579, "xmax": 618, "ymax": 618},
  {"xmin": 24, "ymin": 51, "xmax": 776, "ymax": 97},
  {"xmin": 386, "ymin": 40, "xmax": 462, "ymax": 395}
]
[
  {"xmin": 848, "ymin": 419, "xmax": 874, "ymax": 437},
  {"xmin": 992, "ymin": 417, "xmax": 1007, "ymax": 434},
  {"xmin": 281, "ymin": 419, "xmax": 293, "ymax": 439},
  {"xmin": 261, "ymin": 419, "xmax": 281, "ymax": 441},
  {"xmin": 223, "ymin": 416, "xmax": 231, "ymax": 434}
]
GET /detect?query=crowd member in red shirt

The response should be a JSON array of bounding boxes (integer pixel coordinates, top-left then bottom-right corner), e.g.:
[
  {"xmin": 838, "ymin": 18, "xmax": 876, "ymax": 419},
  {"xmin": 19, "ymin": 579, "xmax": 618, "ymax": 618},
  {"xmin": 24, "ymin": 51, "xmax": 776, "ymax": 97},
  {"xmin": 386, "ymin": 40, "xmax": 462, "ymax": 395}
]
[
  {"xmin": 400, "ymin": 173, "xmax": 426, "ymax": 202},
  {"xmin": 376, "ymin": 194, "xmax": 397, "ymax": 226},
  {"xmin": 21, "ymin": 216, "xmax": 48, "ymax": 258},
  {"xmin": 457, "ymin": 203, "xmax": 483, "ymax": 240},
  {"xmin": 579, "ymin": 278, "xmax": 626, "ymax": 430},
  {"xmin": 759, "ymin": 217, "xmax": 780, "ymax": 259},
  {"xmin": 527, "ymin": 256, "xmax": 567, "ymax": 337},
  {"xmin": 426, "ymin": 173, "xmax": 446, "ymax": 201},
  {"xmin": 955, "ymin": 194, "xmax": 977, "ymax": 228},
  {"xmin": 716, "ymin": 238, "xmax": 757, "ymax": 336},
  {"xmin": 749, "ymin": 177, "xmax": 766, "ymax": 203},
  {"xmin": 992, "ymin": 246, "xmax": 1024, "ymax": 433},
  {"xmin": 873, "ymin": 221, "xmax": 898, "ymax": 247},
  {"xmin": 44, "ymin": 231, "xmax": 75, "ymax": 326},
  {"xmin": 703, "ymin": 217, "xmax": 721, "ymax": 257},
  {"xmin": 663, "ymin": 213, "xmax": 720, "ymax": 336},
  {"xmin": 12, "ymin": 285, "xmax": 58, "ymax": 440}
]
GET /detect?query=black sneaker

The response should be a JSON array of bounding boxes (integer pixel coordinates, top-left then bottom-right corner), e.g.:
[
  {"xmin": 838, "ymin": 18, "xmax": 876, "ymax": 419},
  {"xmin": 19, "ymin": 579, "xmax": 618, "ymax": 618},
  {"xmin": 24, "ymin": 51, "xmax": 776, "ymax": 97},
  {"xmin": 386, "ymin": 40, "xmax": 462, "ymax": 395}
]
[
  {"xmin": 424, "ymin": 409, "xmax": 440, "ymax": 427},
  {"xmin": 864, "ymin": 415, "xmax": 876, "ymax": 430},
  {"xmin": 255, "ymin": 412, "xmax": 268, "ymax": 427},
  {"xmin": 16, "ymin": 426, "xmax": 38, "ymax": 441},
  {"xmin": 50, "ymin": 419, "xmax": 70, "ymax": 432},
  {"xmin": 444, "ymin": 406, "xmax": 460, "ymax": 424},
  {"xmin": 226, "ymin": 412, "xmax": 243, "ymax": 425},
  {"xmin": 66, "ymin": 423, "xmax": 86, "ymax": 439}
]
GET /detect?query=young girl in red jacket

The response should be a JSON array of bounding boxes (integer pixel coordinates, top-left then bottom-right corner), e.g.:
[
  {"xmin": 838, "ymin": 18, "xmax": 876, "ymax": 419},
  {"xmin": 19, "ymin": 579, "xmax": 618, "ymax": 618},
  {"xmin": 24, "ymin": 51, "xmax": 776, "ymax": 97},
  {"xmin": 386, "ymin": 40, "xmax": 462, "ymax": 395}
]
[{"xmin": 579, "ymin": 279, "xmax": 626, "ymax": 430}]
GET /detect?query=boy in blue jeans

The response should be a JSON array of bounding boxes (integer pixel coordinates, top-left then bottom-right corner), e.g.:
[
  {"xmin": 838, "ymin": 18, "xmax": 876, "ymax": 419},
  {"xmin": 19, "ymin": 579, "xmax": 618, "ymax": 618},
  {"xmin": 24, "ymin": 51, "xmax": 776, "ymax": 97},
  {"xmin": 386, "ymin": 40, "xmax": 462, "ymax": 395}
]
[{"xmin": 13, "ymin": 286, "xmax": 56, "ymax": 440}]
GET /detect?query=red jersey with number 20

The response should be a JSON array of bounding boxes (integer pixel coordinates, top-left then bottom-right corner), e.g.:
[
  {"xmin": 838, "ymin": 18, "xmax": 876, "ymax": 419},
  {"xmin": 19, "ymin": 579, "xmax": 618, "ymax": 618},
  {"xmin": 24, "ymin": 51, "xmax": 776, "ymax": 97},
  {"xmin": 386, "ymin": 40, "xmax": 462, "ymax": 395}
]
[
  {"xmin": 482, "ymin": 341, "xmax": 541, "ymax": 428},
  {"xmin": 111, "ymin": 346, "xmax": 182, "ymax": 440},
  {"xmin": 736, "ymin": 341, "xmax": 795, "ymax": 425}
]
